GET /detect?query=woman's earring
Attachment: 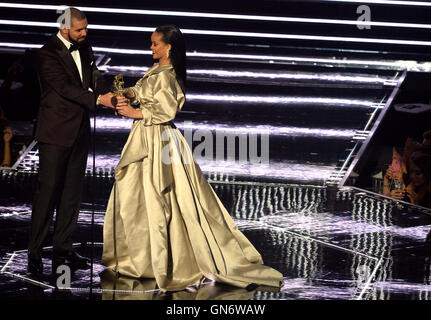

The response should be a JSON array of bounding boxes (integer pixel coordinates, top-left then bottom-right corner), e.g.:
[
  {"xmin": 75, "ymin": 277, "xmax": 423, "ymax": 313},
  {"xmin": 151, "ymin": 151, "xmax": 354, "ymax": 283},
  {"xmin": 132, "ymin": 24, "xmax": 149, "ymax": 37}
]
[{"xmin": 166, "ymin": 50, "xmax": 170, "ymax": 58}]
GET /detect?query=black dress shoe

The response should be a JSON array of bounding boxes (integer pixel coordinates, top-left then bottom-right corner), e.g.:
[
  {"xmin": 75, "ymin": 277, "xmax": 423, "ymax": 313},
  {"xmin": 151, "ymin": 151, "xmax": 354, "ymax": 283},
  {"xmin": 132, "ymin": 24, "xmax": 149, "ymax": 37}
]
[
  {"xmin": 52, "ymin": 250, "xmax": 90, "ymax": 272},
  {"xmin": 27, "ymin": 254, "xmax": 43, "ymax": 278}
]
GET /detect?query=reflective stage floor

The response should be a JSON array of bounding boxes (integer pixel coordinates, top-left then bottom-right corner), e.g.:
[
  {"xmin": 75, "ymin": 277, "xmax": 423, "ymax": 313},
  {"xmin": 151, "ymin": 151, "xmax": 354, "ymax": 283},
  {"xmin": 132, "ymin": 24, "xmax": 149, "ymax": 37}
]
[{"xmin": 1, "ymin": 175, "xmax": 431, "ymax": 300}]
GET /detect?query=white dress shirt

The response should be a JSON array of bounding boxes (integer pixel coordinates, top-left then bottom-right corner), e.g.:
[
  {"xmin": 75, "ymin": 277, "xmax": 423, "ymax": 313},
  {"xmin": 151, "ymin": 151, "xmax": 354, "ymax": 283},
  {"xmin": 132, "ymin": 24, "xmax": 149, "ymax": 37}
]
[{"xmin": 57, "ymin": 31, "xmax": 83, "ymax": 82}]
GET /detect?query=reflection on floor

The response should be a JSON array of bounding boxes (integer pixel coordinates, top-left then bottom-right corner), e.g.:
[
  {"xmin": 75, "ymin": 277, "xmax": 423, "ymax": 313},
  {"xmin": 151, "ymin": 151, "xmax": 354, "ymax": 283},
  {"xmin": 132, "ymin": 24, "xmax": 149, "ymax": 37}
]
[{"xmin": 1, "ymin": 176, "xmax": 430, "ymax": 300}]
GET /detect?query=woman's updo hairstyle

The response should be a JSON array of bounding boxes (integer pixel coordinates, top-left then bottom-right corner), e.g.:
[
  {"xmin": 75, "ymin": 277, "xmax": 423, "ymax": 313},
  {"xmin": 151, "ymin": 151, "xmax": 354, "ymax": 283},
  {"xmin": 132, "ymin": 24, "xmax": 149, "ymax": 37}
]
[{"xmin": 155, "ymin": 25, "xmax": 186, "ymax": 93}]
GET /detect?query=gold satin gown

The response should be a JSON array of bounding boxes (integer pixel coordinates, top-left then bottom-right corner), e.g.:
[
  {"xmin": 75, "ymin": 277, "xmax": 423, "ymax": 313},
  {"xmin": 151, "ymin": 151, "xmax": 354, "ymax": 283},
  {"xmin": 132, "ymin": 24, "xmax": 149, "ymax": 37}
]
[{"xmin": 101, "ymin": 63, "xmax": 283, "ymax": 292}]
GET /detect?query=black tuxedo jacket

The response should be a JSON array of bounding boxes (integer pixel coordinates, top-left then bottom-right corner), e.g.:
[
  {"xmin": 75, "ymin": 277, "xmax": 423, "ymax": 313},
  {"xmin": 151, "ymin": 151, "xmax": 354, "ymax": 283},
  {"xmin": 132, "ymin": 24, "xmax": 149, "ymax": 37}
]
[{"xmin": 35, "ymin": 34, "xmax": 110, "ymax": 147}]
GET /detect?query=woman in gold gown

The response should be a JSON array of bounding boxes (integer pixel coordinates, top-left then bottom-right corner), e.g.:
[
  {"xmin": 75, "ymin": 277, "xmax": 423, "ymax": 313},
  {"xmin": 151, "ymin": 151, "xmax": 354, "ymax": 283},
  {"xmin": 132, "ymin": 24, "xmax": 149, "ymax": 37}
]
[{"xmin": 101, "ymin": 25, "xmax": 283, "ymax": 292}]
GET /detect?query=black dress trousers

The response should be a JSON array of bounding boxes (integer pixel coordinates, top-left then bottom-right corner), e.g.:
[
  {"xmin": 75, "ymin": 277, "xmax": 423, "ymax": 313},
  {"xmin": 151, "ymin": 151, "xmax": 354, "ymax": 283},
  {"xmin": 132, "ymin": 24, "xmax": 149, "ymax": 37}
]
[{"xmin": 28, "ymin": 117, "xmax": 90, "ymax": 257}]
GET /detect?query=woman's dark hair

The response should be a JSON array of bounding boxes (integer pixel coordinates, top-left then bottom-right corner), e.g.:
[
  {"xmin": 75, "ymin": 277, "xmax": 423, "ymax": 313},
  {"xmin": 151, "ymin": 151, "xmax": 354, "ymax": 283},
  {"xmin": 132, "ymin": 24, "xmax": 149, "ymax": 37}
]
[
  {"xmin": 410, "ymin": 152, "xmax": 431, "ymax": 182},
  {"xmin": 402, "ymin": 138, "xmax": 422, "ymax": 185},
  {"xmin": 420, "ymin": 129, "xmax": 431, "ymax": 155},
  {"xmin": 155, "ymin": 25, "xmax": 186, "ymax": 93}
]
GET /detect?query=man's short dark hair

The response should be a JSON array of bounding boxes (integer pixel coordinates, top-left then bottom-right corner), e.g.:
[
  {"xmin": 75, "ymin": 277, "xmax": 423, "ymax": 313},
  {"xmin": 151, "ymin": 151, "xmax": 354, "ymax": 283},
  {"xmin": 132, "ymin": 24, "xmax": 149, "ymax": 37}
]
[{"xmin": 69, "ymin": 8, "xmax": 86, "ymax": 21}]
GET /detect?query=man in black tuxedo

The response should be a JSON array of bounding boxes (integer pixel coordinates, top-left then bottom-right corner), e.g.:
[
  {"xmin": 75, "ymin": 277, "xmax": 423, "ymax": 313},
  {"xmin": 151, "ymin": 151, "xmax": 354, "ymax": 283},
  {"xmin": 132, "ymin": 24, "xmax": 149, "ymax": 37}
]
[{"xmin": 27, "ymin": 8, "xmax": 127, "ymax": 277}]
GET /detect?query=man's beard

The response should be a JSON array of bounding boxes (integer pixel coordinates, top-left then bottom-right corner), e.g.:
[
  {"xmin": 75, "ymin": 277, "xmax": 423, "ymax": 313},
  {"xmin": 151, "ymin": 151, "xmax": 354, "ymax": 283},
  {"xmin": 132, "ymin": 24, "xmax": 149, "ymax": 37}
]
[{"xmin": 68, "ymin": 31, "xmax": 87, "ymax": 46}]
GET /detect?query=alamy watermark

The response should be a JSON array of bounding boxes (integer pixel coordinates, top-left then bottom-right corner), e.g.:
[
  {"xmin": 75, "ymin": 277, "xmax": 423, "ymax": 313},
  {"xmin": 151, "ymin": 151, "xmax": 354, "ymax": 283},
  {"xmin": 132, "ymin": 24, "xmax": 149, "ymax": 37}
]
[
  {"xmin": 161, "ymin": 121, "xmax": 269, "ymax": 165},
  {"xmin": 56, "ymin": 8, "xmax": 72, "ymax": 29},
  {"xmin": 357, "ymin": 5, "xmax": 371, "ymax": 30},
  {"xmin": 56, "ymin": 264, "xmax": 71, "ymax": 289}
]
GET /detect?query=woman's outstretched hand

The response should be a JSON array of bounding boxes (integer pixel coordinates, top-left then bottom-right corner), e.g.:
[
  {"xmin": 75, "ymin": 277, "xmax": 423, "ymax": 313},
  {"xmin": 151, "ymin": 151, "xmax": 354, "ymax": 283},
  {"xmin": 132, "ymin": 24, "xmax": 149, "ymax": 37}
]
[
  {"xmin": 116, "ymin": 104, "xmax": 143, "ymax": 119},
  {"xmin": 99, "ymin": 93, "xmax": 132, "ymax": 117},
  {"xmin": 98, "ymin": 93, "xmax": 129, "ymax": 110}
]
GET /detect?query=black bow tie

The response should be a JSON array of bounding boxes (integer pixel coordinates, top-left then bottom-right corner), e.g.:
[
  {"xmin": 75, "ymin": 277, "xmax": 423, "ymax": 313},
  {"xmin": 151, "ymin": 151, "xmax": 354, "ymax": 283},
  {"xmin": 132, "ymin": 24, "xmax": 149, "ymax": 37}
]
[{"xmin": 69, "ymin": 44, "xmax": 80, "ymax": 53}]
